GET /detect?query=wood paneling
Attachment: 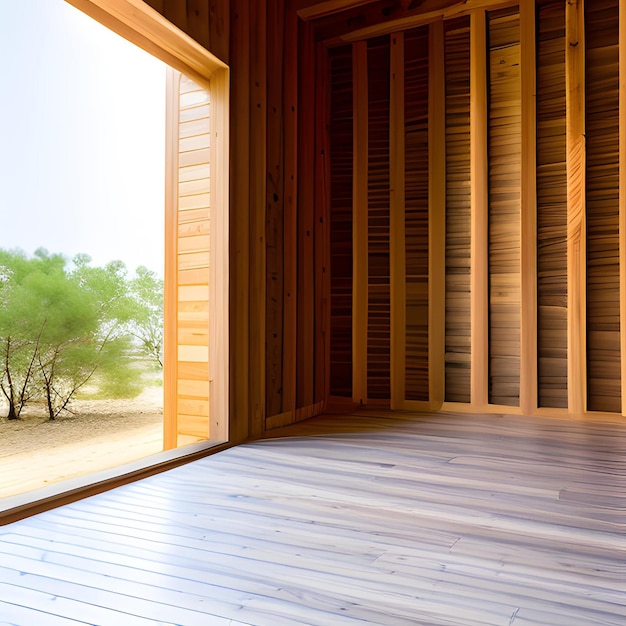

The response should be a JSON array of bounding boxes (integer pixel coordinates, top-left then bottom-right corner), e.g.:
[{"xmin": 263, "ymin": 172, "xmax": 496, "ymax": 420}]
[
  {"xmin": 487, "ymin": 7, "xmax": 521, "ymax": 407},
  {"xmin": 444, "ymin": 16, "xmax": 471, "ymax": 403},
  {"xmin": 536, "ymin": 0, "xmax": 568, "ymax": 409},
  {"xmin": 176, "ymin": 75, "xmax": 212, "ymax": 439},
  {"xmin": 328, "ymin": 45, "xmax": 354, "ymax": 398},
  {"xmin": 266, "ymin": 0, "xmax": 286, "ymax": 419},
  {"xmin": 367, "ymin": 36, "xmax": 392, "ymax": 402},
  {"xmin": 585, "ymin": 0, "xmax": 621, "ymax": 413},
  {"xmin": 144, "ymin": 0, "xmax": 229, "ymax": 63},
  {"xmin": 403, "ymin": 26, "xmax": 430, "ymax": 402}
]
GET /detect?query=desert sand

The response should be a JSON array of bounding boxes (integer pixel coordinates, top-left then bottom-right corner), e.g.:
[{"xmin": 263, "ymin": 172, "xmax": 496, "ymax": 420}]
[{"xmin": 0, "ymin": 387, "xmax": 164, "ymax": 499}]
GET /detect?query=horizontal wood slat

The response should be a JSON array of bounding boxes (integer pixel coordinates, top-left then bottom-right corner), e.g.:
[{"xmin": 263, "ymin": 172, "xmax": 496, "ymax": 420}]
[{"xmin": 176, "ymin": 72, "xmax": 211, "ymax": 441}]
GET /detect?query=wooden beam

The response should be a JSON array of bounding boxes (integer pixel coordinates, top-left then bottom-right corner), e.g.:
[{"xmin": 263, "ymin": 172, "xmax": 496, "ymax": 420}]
[
  {"xmin": 163, "ymin": 68, "xmax": 180, "ymax": 451},
  {"xmin": 67, "ymin": 0, "xmax": 227, "ymax": 89},
  {"xmin": 249, "ymin": 0, "xmax": 268, "ymax": 435},
  {"xmin": 324, "ymin": 0, "xmax": 515, "ymax": 43},
  {"xmin": 619, "ymin": 0, "xmax": 626, "ymax": 415},
  {"xmin": 229, "ymin": 0, "xmax": 251, "ymax": 443},
  {"xmin": 352, "ymin": 41, "xmax": 369, "ymax": 406},
  {"xmin": 428, "ymin": 20, "xmax": 446, "ymax": 410},
  {"xmin": 565, "ymin": 0, "xmax": 586, "ymax": 416},
  {"xmin": 389, "ymin": 32, "xmax": 406, "ymax": 409},
  {"xmin": 282, "ymin": 5, "xmax": 299, "ymax": 420},
  {"xmin": 297, "ymin": 0, "xmax": 374, "ymax": 20},
  {"xmin": 314, "ymin": 42, "xmax": 331, "ymax": 407},
  {"xmin": 296, "ymin": 21, "xmax": 317, "ymax": 409},
  {"xmin": 470, "ymin": 9, "xmax": 489, "ymax": 409},
  {"xmin": 208, "ymin": 64, "xmax": 230, "ymax": 443},
  {"xmin": 266, "ymin": 0, "xmax": 286, "ymax": 420},
  {"xmin": 519, "ymin": 0, "xmax": 537, "ymax": 415}
]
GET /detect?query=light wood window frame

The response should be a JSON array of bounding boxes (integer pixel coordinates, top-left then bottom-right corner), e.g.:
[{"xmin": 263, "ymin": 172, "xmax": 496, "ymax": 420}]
[
  {"xmin": 67, "ymin": 0, "xmax": 229, "ymax": 449},
  {"xmin": 1, "ymin": 0, "xmax": 229, "ymax": 524}
]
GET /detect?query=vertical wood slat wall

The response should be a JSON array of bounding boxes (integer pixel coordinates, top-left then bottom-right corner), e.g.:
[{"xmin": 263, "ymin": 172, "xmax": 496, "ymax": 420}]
[
  {"xmin": 154, "ymin": 0, "xmax": 626, "ymax": 430},
  {"xmin": 326, "ymin": 0, "xmax": 625, "ymax": 418}
]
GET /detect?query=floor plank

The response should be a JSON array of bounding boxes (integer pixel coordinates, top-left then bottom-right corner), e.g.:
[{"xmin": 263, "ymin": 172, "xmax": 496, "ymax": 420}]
[{"xmin": 1, "ymin": 411, "xmax": 625, "ymax": 625}]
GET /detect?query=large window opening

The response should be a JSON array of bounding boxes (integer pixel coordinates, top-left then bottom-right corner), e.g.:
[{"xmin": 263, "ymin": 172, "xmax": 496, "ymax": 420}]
[{"xmin": 0, "ymin": 0, "xmax": 229, "ymax": 503}]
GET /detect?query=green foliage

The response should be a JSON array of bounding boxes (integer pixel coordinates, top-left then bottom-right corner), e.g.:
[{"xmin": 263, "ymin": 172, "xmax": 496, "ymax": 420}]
[
  {"xmin": 0, "ymin": 248, "xmax": 164, "ymax": 419},
  {"xmin": 127, "ymin": 265, "xmax": 164, "ymax": 368}
]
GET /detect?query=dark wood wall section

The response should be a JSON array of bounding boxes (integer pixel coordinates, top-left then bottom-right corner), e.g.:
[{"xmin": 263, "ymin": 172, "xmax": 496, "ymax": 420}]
[
  {"xmin": 145, "ymin": 0, "xmax": 229, "ymax": 63},
  {"xmin": 585, "ymin": 0, "xmax": 621, "ymax": 413},
  {"xmin": 487, "ymin": 7, "xmax": 521, "ymax": 407},
  {"xmin": 367, "ymin": 36, "xmax": 392, "ymax": 402},
  {"xmin": 443, "ymin": 17, "xmax": 471, "ymax": 403},
  {"xmin": 536, "ymin": 0, "xmax": 567, "ymax": 409},
  {"xmin": 404, "ymin": 27, "xmax": 430, "ymax": 402},
  {"xmin": 329, "ymin": 45, "xmax": 354, "ymax": 398}
]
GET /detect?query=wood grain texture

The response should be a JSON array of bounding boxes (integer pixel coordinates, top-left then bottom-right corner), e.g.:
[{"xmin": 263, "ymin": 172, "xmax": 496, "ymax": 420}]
[
  {"xmin": 390, "ymin": 32, "xmax": 407, "ymax": 409},
  {"xmin": 329, "ymin": 44, "xmax": 354, "ymax": 399},
  {"xmin": 367, "ymin": 35, "xmax": 392, "ymax": 403},
  {"xmin": 2, "ymin": 411, "xmax": 625, "ymax": 625},
  {"xmin": 584, "ymin": 0, "xmax": 621, "ymax": 413},
  {"xmin": 487, "ymin": 7, "xmax": 521, "ymax": 407},
  {"xmin": 444, "ymin": 16, "xmax": 472, "ymax": 404},
  {"xmin": 536, "ymin": 0, "xmax": 568, "ymax": 409},
  {"xmin": 470, "ymin": 10, "xmax": 489, "ymax": 408},
  {"xmin": 403, "ymin": 26, "xmax": 430, "ymax": 403},
  {"xmin": 565, "ymin": 0, "xmax": 587, "ymax": 416}
]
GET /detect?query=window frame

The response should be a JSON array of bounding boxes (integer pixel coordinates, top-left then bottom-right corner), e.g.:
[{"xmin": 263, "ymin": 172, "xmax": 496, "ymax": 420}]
[{"xmin": 1, "ymin": 0, "xmax": 229, "ymax": 524}]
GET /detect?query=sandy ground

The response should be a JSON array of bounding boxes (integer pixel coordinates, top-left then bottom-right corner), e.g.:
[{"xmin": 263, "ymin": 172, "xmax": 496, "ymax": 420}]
[{"xmin": 0, "ymin": 387, "xmax": 164, "ymax": 499}]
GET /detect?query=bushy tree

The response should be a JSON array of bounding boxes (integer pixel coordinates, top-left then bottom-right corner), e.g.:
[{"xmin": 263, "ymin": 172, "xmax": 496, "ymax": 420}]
[
  {"xmin": 0, "ymin": 248, "xmax": 158, "ymax": 420},
  {"xmin": 128, "ymin": 265, "xmax": 164, "ymax": 368}
]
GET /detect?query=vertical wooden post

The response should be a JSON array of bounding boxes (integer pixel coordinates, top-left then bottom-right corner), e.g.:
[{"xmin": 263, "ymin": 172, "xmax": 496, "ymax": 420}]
[
  {"xmin": 249, "ymin": 0, "xmax": 267, "ymax": 435},
  {"xmin": 163, "ymin": 68, "xmax": 180, "ymax": 450},
  {"xmin": 315, "ymin": 42, "xmax": 330, "ymax": 408},
  {"xmin": 296, "ymin": 21, "xmax": 316, "ymax": 410},
  {"xmin": 470, "ymin": 10, "xmax": 489, "ymax": 409},
  {"xmin": 282, "ymin": 5, "xmax": 299, "ymax": 420},
  {"xmin": 566, "ymin": 0, "xmax": 587, "ymax": 416},
  {"xmin": 266, "ymin": 0, "xmax": 285, "ymax": 420},
  {"xmin": 429, "ymin": 20, "xmax": 446, "ymax": 410},
  {"xmin": 520, "ymin": 0, "xmax": 537, "ymax": 416},
  {"xmin": 390, "ymin": 32, "xmax": 406, "ymax": 410},
  {"xmin": 209, "ymin": 66, "xmax": 230, "ymax": 443},
  {"xmin": 619, "ymin": 0, "xmax": 626, "ymax": 415},
  {"xmin": 230, "ymin": 0, "xmax": 251, "ymax": 442},
  {"xmin": 353, "ymin": 41, "xmax": 369, "ymax": 406}
]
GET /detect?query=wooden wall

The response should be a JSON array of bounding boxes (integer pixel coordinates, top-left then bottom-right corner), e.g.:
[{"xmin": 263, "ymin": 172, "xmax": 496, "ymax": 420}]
[
  {"xmin": 319, "ymin": 0, "xmax": 626, "ymax": 419},
  {"xmin": 149, "ymin": 0, "xmax": 626, "ymax": 433}
]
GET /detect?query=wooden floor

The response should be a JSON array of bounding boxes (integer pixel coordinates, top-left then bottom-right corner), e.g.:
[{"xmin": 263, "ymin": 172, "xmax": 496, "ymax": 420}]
[{"xmin": 0, "ymin": 411, "xmax": 625, "ymax": 625}]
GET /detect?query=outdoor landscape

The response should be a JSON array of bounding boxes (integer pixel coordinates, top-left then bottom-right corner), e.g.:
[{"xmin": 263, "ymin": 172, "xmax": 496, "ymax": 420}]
[{"xmin": 0, "ymin": 248, "xmax": 164, "ymax": 498}]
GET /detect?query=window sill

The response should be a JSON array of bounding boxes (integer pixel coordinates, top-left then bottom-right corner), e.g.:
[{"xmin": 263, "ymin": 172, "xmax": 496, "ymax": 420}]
[{"xmin": 1, "ymin": 438, "xmax": 230, "ymax": 526}]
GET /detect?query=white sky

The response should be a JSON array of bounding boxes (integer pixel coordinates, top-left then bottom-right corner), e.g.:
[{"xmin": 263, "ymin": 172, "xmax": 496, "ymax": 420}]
[{"xmin": 0, "ymin": 0, "xmax": 166, "ymax": 276}]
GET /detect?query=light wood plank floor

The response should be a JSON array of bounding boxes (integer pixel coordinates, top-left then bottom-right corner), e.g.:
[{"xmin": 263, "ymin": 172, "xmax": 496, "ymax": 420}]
[{"xmin": 1, "ymin": 411, "xmax": 625, "ymax": 625}]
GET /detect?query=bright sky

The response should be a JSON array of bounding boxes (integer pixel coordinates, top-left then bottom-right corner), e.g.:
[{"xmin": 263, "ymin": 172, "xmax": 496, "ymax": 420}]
[{"xmin": 0, "ymin": 0, "xmax": 166, "ymax": 276}]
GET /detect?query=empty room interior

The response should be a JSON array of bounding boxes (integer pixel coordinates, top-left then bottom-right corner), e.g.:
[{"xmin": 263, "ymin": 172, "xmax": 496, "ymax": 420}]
[{"xmin": 1, "ymin": 0, "xmax": 625, "ymax": 624}]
